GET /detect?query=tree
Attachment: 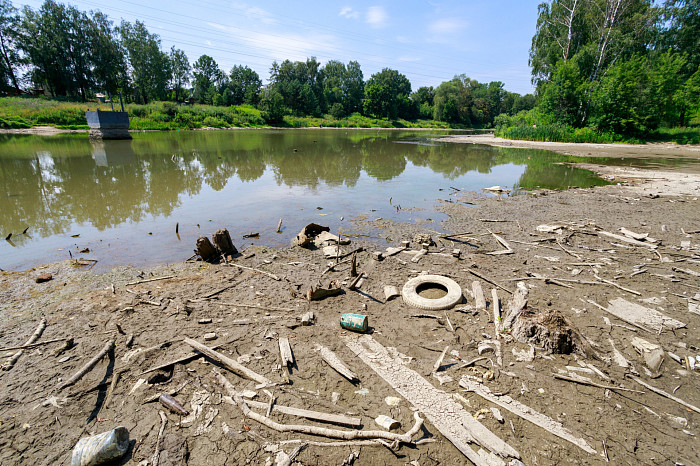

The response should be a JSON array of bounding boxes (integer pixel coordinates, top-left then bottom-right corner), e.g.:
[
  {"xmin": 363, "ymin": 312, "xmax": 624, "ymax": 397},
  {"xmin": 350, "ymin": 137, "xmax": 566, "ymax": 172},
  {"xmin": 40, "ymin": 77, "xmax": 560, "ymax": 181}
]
[
  {"xmin": 320, "ymin": 60, "xmax": 364, "ymax": 117},
  {"xmin": 228, "ymin": 65, "xmax": 261, "ymax": 105},
  {"xmin": 169, "ymin": 47, "xmax": 190, "ymax": 102},
  {"xmin": 0, "ymin": 0, "xmax": 22, "ymax": 93},
  {"xmin": 89, "ymin": 12, "xmax": 127, "ymax": 97},
  {"xmin": 363, "ymin": 68, "xmax": 411, "ymax": 119},
  {"xmin": 119, "ymin": 20, "xmax": 171, "ymax": 103},
  {"xmin": 268, "ymin": 57, "xmax": 323, "ymax": 115},
  {"xmin": 192, "ymin": 54, "xmax": 220, "ymax": 104}
]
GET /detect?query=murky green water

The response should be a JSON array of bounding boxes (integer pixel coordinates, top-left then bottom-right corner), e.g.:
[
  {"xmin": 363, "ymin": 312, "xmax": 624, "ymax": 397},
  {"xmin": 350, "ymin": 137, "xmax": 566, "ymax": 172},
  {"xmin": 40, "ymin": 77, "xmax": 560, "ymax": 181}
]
[{"xmin": 0, "ymin": 129, "xmax": 694, "ymax": 271}]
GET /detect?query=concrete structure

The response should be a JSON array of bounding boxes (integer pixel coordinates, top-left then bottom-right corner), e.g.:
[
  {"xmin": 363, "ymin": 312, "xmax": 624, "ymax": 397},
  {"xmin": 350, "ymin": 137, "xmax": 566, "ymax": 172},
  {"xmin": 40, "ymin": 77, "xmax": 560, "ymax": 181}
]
[{"xmin": 85, "ymin": 110, "xmax": 131, "ymax": 139}]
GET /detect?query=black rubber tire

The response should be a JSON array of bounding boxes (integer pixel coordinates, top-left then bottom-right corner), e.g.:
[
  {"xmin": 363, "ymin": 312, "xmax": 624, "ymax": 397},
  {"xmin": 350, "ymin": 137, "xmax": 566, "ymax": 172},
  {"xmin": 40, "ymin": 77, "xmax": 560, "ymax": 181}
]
[{"xmin": 401, "ymin": 275, "xmax": 463, "ymax": 310}]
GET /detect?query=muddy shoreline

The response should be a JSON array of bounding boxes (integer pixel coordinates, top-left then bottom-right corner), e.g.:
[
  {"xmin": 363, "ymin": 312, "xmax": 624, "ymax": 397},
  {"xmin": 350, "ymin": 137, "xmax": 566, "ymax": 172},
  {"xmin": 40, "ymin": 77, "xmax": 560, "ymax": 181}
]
[{"xmin": 1, "ymin": 145, "xmax": 699, "ymax": 465}]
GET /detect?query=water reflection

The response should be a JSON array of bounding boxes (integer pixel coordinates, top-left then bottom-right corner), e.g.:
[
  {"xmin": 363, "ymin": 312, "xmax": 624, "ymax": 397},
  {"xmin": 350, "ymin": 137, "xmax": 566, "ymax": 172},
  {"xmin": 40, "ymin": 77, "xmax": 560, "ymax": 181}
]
[{"xmin": 3, "ymin": 128, "xmax": 688, "ymax": 270}]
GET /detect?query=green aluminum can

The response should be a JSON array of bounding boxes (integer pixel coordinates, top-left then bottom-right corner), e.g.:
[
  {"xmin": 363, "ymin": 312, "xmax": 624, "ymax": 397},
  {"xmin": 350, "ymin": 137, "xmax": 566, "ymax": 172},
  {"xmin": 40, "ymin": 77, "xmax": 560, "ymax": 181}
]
[{"xmin": 340, "ymin": 313, "xmax": 368, "ymax": 333}]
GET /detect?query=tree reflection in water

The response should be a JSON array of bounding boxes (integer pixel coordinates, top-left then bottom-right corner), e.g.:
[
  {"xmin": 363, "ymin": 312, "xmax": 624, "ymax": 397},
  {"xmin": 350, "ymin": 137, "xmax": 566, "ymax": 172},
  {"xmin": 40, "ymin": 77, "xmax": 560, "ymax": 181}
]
[{"xmin": 0, "ymin": 129, "xmax": 620, "ymax": 269}]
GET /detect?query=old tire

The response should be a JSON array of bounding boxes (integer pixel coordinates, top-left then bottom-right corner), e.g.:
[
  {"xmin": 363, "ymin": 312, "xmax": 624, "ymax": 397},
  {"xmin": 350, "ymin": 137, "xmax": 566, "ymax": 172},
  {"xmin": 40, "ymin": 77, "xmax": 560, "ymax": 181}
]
[{"xmin": 402, "ymin": 275, "xmax": 463, "ymax": 311}]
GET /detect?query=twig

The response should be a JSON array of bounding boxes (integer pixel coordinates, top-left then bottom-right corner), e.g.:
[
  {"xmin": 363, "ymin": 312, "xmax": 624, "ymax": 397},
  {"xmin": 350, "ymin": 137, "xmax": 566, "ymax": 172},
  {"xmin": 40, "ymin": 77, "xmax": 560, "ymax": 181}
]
[
  {"xmin": 213, "ymin": 369, "xmax": 424, "ymax": 443},
  {"xmin": 338, "ymin": 247, "xmax": 365, "ymax": 260},
  {"xmin": 57, "ymin": 340, "xmax": 115, "ymax": 391},
  {"xmin": 556, "ymin": 239, "xmax": 582, "ymax": 260},
  {"xmin": 443, "ymin": 312, "xmax": 453, "ymax": 332},
  {"xmin": 627, "ymin": 375, "xmax": 700, "ymax": 415},
  {"xmin": 593, "ymin": 273, "xmax": 641, "ymax": 296},
  {"xmin": 553, "ymin": 373, "xmax": 644, "ymax": 394},
  {"xmin": 463, "ymin": 269, "xmax": 513, "ymax": 294},
  {"xmin": 104, "ymin": 367, "xmax": 127, "ymax": 409},
  {"xmin": 188, "ymin": 299, "xmax": 296, "ymax": 312},
  {"xmin": 2, "ymin": 317, "xmax": 47, "ymax": 370},
  {"xmin": 433, "ymin": 346, "xmax": 449, "ymax": 373},
  {"xmin": 0, "ymin": 336, "xmax": 65, "ymax": 353},
  {"xmin": 348, "ymin": 272, "xmax": 364, "ymax": 291},
  {"xmin": 277, "ymin": 218, "xmax": 283, "ymax": 233},
  {"xmin": 125, "ymin": 275, "xmax": 175, "ymax": 286},
  {"xmin": 151, "ymin": 411, "xmax": 168, "ymax": 466},
  {"xmin": 226, "ymin": 263, "xmax": 280, "ymax": 281},
  {"xmin": 184, "ymin": 338, "xmax": 273, "ymax": 385}
]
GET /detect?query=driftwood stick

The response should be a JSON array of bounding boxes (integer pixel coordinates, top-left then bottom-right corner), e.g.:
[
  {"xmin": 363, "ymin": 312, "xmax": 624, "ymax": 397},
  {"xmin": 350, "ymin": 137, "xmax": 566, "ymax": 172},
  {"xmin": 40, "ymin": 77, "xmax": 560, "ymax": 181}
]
[
  {"xmin": 126, "ymin": 275, "xmax": 175, "ymax": 286},
  {"xmin": 245, "ymin": 399, "xmax": 362, "ymax": 427},
  {"xmin": 318, "ymin": 345, "xmax": 358, "ymax": 383},
  {"xmin": 339, "ymin": 247, "xmax": 365, "ymax": 260},
  {"xmin": 464, "ymin": 269, "xmax": 513, "ymax": 294},
  {"xmin": 140, "ymin": 344, "xmax": 225, "ymax": 375},
  {"xmin": 1, "ymin": 335, "xmax": 64, "ymax": 353},
  {"xmin": 214, "ymin": 369, "xmax": 424, "ymax": 443},
  {"xmin": 2, "ymin": 317, "xmax": 47, "ymax": 370},
  {"xmin": 104, "ymin": 367, "xmax": 128, "ymax": 409},
  {"xmin": 277, "ymin": 218, "xmax": 283, "ymax": 233},
  {"xmin": 184, "ymin": 338, "xmax": 273, "ymax": 385},
  {"xmin": 433, "ymin": 346, "xmax": 449, "ymax": 373},
  {"xmin": 348, "ymin": 272, "xmax": 364, "ymax": 291},
  {"xmin": 152, "ymin": 411, "xmax": 168, "ymax": 466},
  {"xmin": 273, "ymin": 438, "xmax": 436, "ymax": 448},
  {"xmin": 188, "ymin": 299, "xmax": 296, "ymax": 312},
  {"xmin": 627, "ymin": 375, "xmax": 700, "ymax": 414},
  {"xmin": 553, "ymin": 374, "xmax": 644, "ymax": 394},
  {"xmin": 593, "ymin": 274, "xmax": 641, "ymax": 296},
  {"xmin": 492, "ymin": 288, "xmax": 501, "ymax": 336},
  {"xmin": 58, "ymin": 340, "xmax": 115, "ymax": 391},
  {"xmin": 226, "ymin": 263, "xmax": 280, "ymax": 281}
]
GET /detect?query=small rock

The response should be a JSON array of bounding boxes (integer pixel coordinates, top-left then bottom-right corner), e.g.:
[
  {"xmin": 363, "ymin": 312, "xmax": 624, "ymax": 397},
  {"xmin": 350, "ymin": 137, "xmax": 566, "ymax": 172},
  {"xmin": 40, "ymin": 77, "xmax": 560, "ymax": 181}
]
[
  {"xmin": 203, "ymin": 333, "xmax": 217, "ymax": 341},
  {"xmin": 58, "ymin": 356, "xmax": 71, "ymax": 363},
  {"xmin": 35, "ymin": 273, "xmax": 53, "ymax": 283},
  {"xmin": 198, "ymin": 318, "xmax": 213, "ymax": 324}
]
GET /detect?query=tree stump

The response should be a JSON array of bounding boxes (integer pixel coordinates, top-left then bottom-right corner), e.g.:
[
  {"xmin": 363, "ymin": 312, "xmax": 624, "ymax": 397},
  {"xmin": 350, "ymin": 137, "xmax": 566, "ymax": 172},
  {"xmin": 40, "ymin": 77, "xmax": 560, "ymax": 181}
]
[
  {"xmin": 212, "ymin": 228, "xmax": 237, "ymax": 256},
  {"xmin": 511, "ymin": 308, "xmax": 586, "ymax": 355},
  {"xmin": 196, "ymin": 236, "xmax": 218, "ymax": 262}
]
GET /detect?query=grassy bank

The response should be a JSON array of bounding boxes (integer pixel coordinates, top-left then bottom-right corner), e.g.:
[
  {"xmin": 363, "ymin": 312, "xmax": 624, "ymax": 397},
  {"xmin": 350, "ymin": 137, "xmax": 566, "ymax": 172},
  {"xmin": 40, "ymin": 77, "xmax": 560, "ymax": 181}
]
[
  {"xmin": 0, "ymin": 97, "xmax": 460, "ymax": 131},
  {"xmin": 493, "ymin": 111, "xmax": 700, "ymax": 145}
]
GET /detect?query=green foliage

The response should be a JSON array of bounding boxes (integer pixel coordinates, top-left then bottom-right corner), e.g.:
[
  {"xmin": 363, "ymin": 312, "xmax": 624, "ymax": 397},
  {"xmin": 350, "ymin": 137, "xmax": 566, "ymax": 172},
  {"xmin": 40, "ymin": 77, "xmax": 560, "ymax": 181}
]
[
  {"xmin": 268, "ymin": 58, "xmax": 323, "ymax": 116},
  {"xmin": 329, "ymin": 102, "xmax": 345, "ymax": 119},
  {"xmin": 119, "ymin": 20, "xmax": 170, "ymax": 103},
  {"xmin": 228, "ymin": 65, "xmax": 262, "ymax": 105},
  {"xmin": 0, "ymin": 115, "xmax": 30, "ymax": 128},
  {"xmin": 496, "ymin": 124, "xmax": 619, "ymax": 143},
  {"xmin": 169, "ymin": 47, "xmax": 191, "ymax": 102},
  {"xmin": 363, "ymin": 68, "xmax": 412, "ymax": 119}
]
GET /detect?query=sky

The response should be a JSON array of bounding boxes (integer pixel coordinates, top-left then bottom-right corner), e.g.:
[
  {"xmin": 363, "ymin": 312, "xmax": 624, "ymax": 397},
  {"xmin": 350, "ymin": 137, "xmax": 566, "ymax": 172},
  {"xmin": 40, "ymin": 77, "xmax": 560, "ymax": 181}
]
[{"xmin": 18, "ymin": 0, "xmax": 542, "ymax": 95}]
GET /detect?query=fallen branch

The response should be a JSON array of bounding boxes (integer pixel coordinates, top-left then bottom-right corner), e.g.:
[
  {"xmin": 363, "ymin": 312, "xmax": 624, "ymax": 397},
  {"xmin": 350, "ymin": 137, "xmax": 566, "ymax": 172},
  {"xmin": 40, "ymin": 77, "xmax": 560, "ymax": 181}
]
[
  {"xmin": 214, "ymin": 369, "xmax": 424, "ymax": 443},
  {"xmin": 184, "ymin": 338, "xmax": 273, "ymax": 385},
  {"xmin": 104, "ymin": 367, "xmax": 128, "ymax": 409},
  {"xmin": 1, "ymin": 335, "xmax": 64, "ymax": 353},
  {"xmin": 245, "ymin": 399, "xmax": 362, "ymax": 427},
  {"xmin": 553, "ymin": 373, "xmax": 643, "ymax": 394},
  {"xmin": 151, "ymin": 411, "xmax": 168, "ymax": 466},
  {"xmin": 627, "ymin": 375, "xmax": 700, "ymax": 415},
  {"xmin": 58, "ymin": 340, "xmax": 115, "ymax": 391},
  {"xmin": 2, "ymin": 317, "xmax": 47, "ymax": 370},
  {"xmin": 463, "ymin": 269, "xmax": 512, "ymax": 294},
  {"xmin": 597, "ymin": 230, "xmax": 657, "ymax": 249},
  {"xmin": 188, "ymin": 299, "xmax": 296, "ymax": 312},
  {"xmin": 593, "ymin": 274, "xmax": 641, "ymax": 296},
  {"xmin": 226, "ymin": 263, "xmax": 280, "ymax": 281},
  {"xmin": 126, "ymin": 275, "xmax": 175, "ymax": 286},
  {"xmin": 317, "ymin": 345, "xmax": 358, "ymax": 383}
]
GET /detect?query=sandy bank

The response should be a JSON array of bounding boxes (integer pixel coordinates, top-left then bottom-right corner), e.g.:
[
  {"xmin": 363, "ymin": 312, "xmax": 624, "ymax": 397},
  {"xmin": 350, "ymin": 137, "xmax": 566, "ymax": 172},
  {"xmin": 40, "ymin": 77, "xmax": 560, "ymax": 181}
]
[{"xmin": 441, "ymin": 133, "xmax": 700, "ymax": 163}]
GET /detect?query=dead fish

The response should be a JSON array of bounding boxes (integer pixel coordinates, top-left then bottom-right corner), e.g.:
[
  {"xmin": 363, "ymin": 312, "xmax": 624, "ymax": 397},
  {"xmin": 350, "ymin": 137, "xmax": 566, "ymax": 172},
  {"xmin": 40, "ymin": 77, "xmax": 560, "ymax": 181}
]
[
  {"xmin": 159, "ymin": 393, "xmax": 189, "ymax": 415},
  {"xmin": 5, "ymin": 233, "xmax": 11, "ymax": 241}
]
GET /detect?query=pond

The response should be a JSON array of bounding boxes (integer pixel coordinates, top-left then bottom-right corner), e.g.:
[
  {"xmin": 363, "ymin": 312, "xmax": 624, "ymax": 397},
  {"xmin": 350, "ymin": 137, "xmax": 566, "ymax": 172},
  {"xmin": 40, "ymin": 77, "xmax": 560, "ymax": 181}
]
[{"xmin": 0, "ymin": 128, "xmax": 691, "ymax": 271}]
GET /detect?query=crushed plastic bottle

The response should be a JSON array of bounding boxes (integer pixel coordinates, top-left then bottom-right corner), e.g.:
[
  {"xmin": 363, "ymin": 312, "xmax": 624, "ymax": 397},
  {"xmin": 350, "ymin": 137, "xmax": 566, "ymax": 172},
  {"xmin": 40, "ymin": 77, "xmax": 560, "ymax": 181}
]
[{"xmin": 71, "ymin": 426, "xmax": 129, "ymax": 466}]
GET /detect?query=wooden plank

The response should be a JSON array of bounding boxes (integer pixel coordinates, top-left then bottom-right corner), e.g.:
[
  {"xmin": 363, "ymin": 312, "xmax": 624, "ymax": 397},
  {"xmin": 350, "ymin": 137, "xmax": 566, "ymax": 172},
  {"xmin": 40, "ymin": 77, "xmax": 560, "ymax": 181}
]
[
  {"xmin": 598, "ymin": 230, "xmax": 657, "ymax": 249},
  {"xmin": 318, "ymin": 345, "xmax": 358, "ymax": 383},
  {"xmin": 344, "ymin": 334, "xmax": 520, "ymax": 463},
  {"xmin": 460, "ymin": 376, "xmax": 596, "ymax": 454},
  {"xmin": 184, "ymin": 338, "xmax": 272, "ymax": 385},
  {"xmin": 605, "ymin": 298, "xmax": 685, "ymax": 333},
  {"xmin": 472, "ymin": 281, "xmax": 486, "ymax": 310},
  {"xmin": 279, "ymin": 337, "xmax": 294, "ymax": 367},
  {"xmin": 628, "ymin": 375, "xmax": 700, "ymax": 415},
  {"xmin": 492, "ymin": 288, "xmax": 501, "ymax": 337},
  {"xmin": 245, "ymin": 399, "xmax": 362, "ymax": 427}
]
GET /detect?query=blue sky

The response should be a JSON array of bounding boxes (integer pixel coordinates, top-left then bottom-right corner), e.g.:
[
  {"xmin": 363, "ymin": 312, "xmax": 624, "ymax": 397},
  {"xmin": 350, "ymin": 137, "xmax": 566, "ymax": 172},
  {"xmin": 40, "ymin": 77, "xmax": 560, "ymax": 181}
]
[{"xmin": 19, "ymin": 0, "xmax": 541, "ymax": 95}]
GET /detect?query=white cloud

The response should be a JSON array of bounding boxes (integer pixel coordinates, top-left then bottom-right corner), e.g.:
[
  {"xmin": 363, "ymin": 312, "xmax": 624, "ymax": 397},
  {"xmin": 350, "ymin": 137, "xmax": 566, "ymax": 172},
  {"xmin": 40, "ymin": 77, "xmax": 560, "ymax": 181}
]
[
  {"xmin": 339, "ymin": 7, "xmax": 360, "ymax": 19},
  {"xmin": 366, "ymin": 6, "xmax": 388, "ymax": 28},
  {"xmin": 428, "ymin": 18, "xmax": 468, "ymax": 35},
  {"xmin": 230, "ymin": 2, "xmax": 277, "ymax": 25},
  {"xmin": 239, "ymin": 30, "xmax": 340, "ymax": 63}
]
